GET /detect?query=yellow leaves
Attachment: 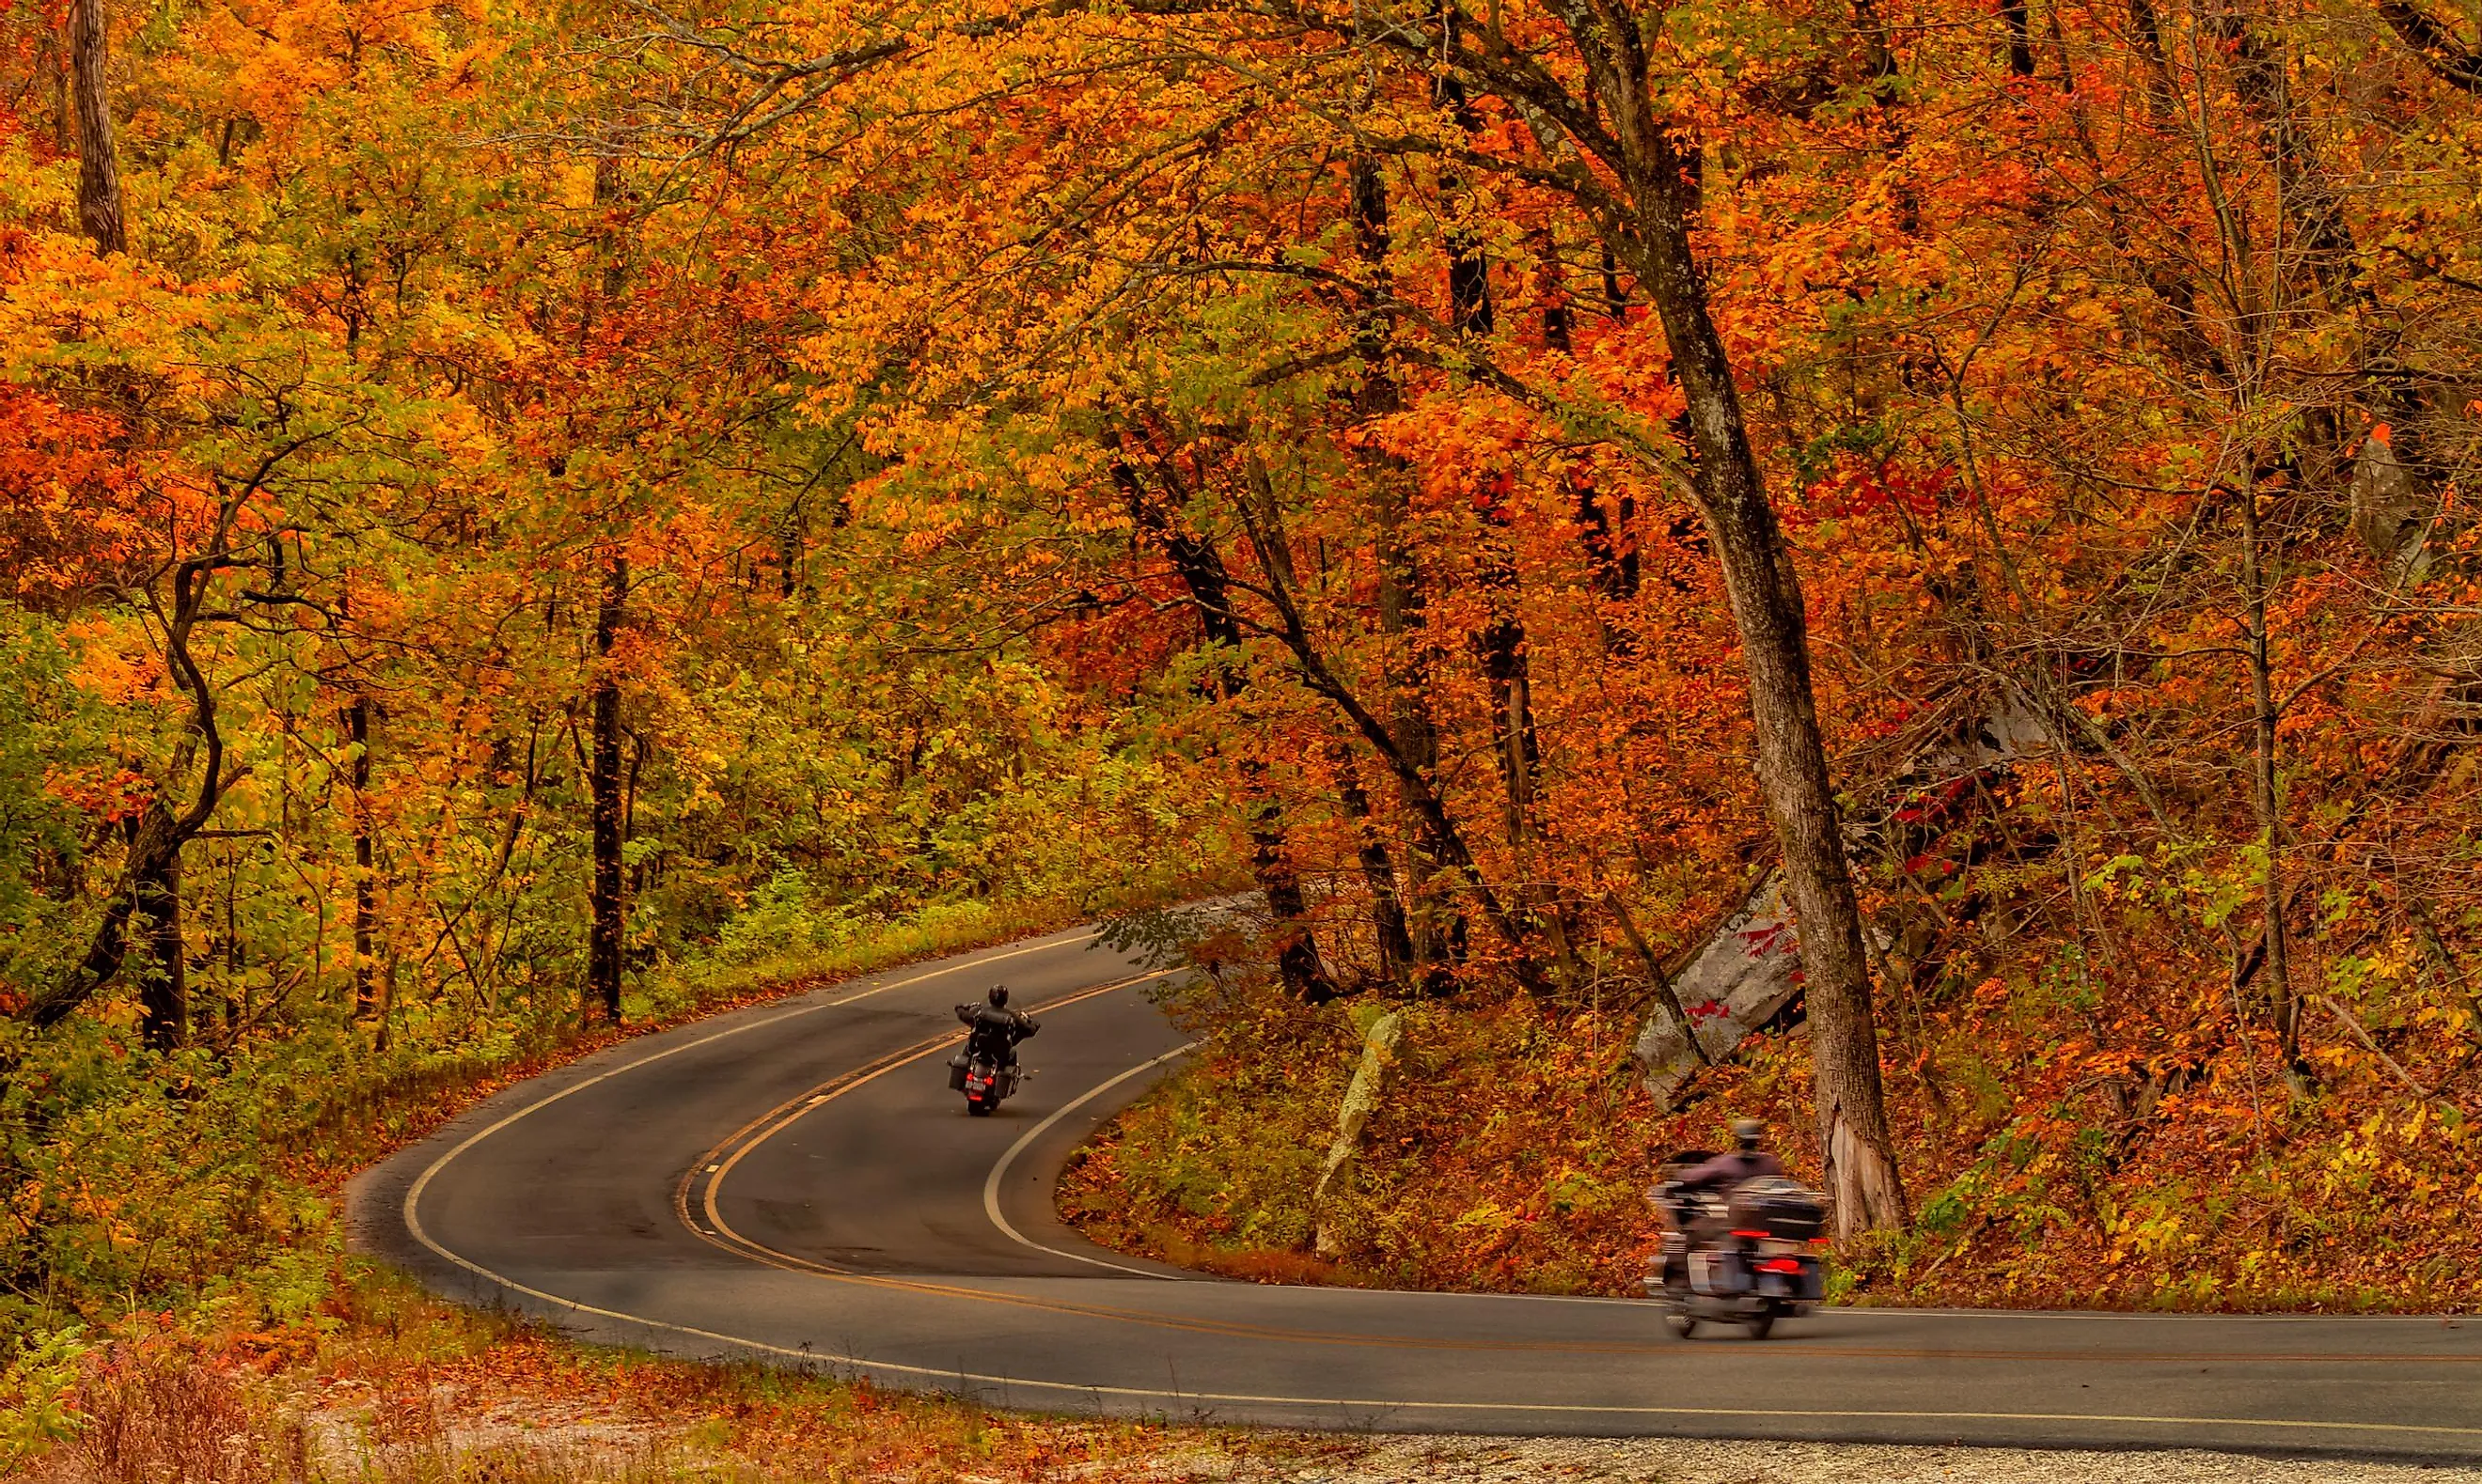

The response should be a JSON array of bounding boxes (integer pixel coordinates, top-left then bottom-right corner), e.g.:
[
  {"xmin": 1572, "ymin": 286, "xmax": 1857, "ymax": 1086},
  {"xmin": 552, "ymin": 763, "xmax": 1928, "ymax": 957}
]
[
  {"xmin": 0, "ymin": 235, "xmax": 204, "ymax": 393},
  {"xmin": 63, "ymin": 619, "xmax": 161, "ymax": 708}
]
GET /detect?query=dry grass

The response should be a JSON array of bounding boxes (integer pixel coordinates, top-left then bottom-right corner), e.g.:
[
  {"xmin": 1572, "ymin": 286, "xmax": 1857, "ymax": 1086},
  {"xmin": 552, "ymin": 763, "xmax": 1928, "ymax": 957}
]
[
  {"xmin": 1140, "ymin": 1227, "xmax": 1351, "ymax": 1287},
  {"xmin": 25, "ymin": 1347, "xmax": 313, "ymax": 1484},
  {"xmin": 10, "ymin": 1266, "xmax": 1332, "ymax": 1484}
]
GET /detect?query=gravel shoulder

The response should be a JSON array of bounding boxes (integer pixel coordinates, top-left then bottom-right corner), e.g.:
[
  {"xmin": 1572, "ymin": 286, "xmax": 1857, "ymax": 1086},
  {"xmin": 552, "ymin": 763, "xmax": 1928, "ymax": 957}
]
[{"xmin": 1173, "ymin": 1434, "xmax": 2482, "ymax": 1484}]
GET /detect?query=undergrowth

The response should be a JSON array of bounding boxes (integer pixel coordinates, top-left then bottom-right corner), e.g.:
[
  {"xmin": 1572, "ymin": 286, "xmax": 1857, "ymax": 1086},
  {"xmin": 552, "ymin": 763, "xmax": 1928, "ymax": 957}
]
[
  {"xmin": 0, "ymin": 894, "xmax": 1102, "ymax": 1466},
  {"xmin": 15, "ymin": 1263, "xmax": 1320, "ymax": 1483},
  {"xmin": 1059, "ymin": 967, "xmax": 2482, "ymax": 1313}
]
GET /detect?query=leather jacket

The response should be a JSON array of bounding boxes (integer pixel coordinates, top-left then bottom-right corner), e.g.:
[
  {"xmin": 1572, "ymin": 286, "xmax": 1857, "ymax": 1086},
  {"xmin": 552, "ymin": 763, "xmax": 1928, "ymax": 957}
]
[
  {"xmin": 956, "ymin": 1003, "xmax": 1039, "ymax": 1065},
  {"xmin": 1674, "ymin": 1148, "xmax": 1783, "ymax": 1194}
]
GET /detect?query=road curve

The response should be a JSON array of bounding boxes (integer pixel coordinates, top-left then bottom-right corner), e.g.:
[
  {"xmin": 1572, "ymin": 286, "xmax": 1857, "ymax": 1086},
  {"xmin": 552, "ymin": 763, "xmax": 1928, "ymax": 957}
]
[{"xmin": 349, "ymin": 926, "xmax": 2482, "ymax": 1461}]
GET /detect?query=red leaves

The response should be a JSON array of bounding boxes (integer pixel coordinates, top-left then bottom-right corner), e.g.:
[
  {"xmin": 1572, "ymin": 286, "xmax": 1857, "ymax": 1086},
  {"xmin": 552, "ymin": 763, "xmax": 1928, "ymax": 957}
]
[
  {"xmin": 0, "ymin": 385, "xmax": 151, "ymax": 605},
  {"xmin": 43, "ymin": 764, "xmax": 156, "ymax": 824},
  {"xmin": 1792, "ymin": 453, "xmax": 1954, "ymax": 528}
]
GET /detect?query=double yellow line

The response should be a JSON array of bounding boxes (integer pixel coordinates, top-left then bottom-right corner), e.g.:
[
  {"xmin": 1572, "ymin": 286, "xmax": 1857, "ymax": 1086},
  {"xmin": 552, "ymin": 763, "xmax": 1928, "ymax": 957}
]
[
  {"xmin": 675, "ymin": 972, "xmax": 1162, "ymax": 1265},
  {"xmin": 397, "ymin": 941, "xmax": 2482, "ymax": 1445}
]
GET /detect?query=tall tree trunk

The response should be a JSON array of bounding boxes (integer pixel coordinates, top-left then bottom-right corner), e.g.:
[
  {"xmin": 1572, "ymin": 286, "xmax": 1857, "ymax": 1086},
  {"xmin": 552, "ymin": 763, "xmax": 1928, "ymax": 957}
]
[
  {"xmin": 2001, "ymin": 0, "xmax": 2037, "ymax": 76},
  {"xmin": 69, "ymin": 0, "xmax": 125, "ymax": 256},
  {"xmin": 1476, "ymin": 484, "xmax": 1582, "ymax": 990},
  {"xmin": 18, "ymin": 547, "xmax": 236, "ymax": 1046},
  {"xmin": 1230, "ymin": 478, "xmax": 1553, "ymax": 993},
  {"xmin": 2238, "ymin": 473, "xmax": 2304, "ymax": 1082},
  {"xmin": 2210, "ymin": 7, "xmax": 2361, "ymax": 308},
  {"xmin": 1480, "ymin": 606, "xmax": 1538, "ymax": 856},
  {"xmin": 2210, "ymin": 5, "xmax": 2431, "ymax": 482},
  {"xmin": 1547, "ymin": 253, "xmax": 1643, "ymax": 651},
  {"xmin": 1351, "ymin": 154, "xmax": 1457, "ymax": 977},
  {"xmin": 129, "ymin": 804, "xmax": 184, "ymax": 1049},
  {"xmin": 1247, "ymin": 803, "xmax": 1333, "ymax": 1000},
  {"xmin": 587, "ymin": 555, "xmax": 627, "ymax": 1023},
  {"xmin": 1115, "ymin": 449, "xmax": 1341, "ymax": 1001},
  {"xmin": 1577, "ymin": 487, "xmax": 1641, "ymax": 601},
  {"xmin": 1332, "ymin": 740, "xmax": 1416, "ymax": 983},
  {"xmin": 2380, "ymin": 0, "xmax": 2482, "ymax": 95},
  {"xmin": 1623, "ymin": 125, "xmax": 1909, "ymax": 1233},
  {"xmin": 346, "ymin": 692, "xmax": 383, "ymax": 1022},
  {"xmin": 1433, "ymin": 5, "xmax": 1493, "ymax": 336}
]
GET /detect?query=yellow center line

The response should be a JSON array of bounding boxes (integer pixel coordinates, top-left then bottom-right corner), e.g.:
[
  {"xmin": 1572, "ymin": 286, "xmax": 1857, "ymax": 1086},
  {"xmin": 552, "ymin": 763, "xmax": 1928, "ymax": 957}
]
[
  {"xmin": 680, "ymin": 973, "xmax": 1165, "ymax": 1245},
  {"xmin": 677, "ymin": 993, "xmax": 2482, "ymax": 1368},
  {"xmin": 398, "ymin": 948, "xmax": 2482, "ymax": 1445}
]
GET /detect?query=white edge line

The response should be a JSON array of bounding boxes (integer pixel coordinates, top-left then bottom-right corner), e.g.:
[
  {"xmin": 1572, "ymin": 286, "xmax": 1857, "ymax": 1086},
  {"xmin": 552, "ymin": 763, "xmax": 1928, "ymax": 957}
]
[
  {"xmin": 399, "ymin": 922, "xmax": 2465, "ymax": 1326},
  {"xmin": 401, "ymin": 929, "xmax": 1095, "ymax": 1268},
  {"xmin": 318, "ymin": 1249, "xmax": 2482, "ymax": 1441},
  {"xmin": 386, "ymin": 929, "xmax": 2482, "ymax": 1445},
  {"xmin": 983, "ymin": 1042, "xmax": 1199, "ymax": 1278}
]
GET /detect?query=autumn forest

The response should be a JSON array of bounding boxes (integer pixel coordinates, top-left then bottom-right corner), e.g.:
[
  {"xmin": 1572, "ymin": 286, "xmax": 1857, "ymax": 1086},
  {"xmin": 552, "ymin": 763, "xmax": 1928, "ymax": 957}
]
[{"xmin": 5, "ymin": 0, "xmax": 2482, "ymax": 1397}]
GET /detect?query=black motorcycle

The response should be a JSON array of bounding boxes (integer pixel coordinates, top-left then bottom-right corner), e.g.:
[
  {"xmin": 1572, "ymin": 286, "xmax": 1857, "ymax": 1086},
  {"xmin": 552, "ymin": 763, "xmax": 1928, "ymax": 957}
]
[
  {"xmin": 947, "ymin": 1050, "xmax": 1020, "ymax": 1116},
  {"xmin": 1645, "ymin": 1163, "xmax": 1827, "ymax": 1339}
]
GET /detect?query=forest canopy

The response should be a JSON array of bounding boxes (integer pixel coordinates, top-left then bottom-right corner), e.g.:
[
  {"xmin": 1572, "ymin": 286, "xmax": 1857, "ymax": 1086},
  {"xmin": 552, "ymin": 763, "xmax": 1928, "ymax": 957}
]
[{"xmin": 5, "ymin": 0, "xmax": 2482, "ymax": 1348}]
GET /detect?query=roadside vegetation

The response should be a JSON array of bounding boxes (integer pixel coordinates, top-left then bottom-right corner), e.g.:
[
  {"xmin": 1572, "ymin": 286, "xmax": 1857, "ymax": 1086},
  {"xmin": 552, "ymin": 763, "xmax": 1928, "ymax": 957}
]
[
  {"xmin": 14, "ymin": 1264, "xmax": 1318, "ymax": 1482},
  {"xmin": 0, "ymin": 896, "xmax": 1169, "ymax": 1467},
  {"xmin": 9, "ymin": 0, "xmax": 2482, "ymax": 1465},
  {"xmin": 1063, "ymin": 966, "xmax": 2481, "ymax": 1311}
]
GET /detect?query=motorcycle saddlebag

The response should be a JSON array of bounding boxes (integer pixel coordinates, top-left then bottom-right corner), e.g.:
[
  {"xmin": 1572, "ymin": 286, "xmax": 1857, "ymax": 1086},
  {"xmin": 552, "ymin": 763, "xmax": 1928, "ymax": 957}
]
[
  {"xmin": 948, "ymin": 1052, "xmax": 969, "ymax": 1091},
  {"xmin": 1729, "ymin": 1178, "xmax": 1826, "ymax": 1242}
]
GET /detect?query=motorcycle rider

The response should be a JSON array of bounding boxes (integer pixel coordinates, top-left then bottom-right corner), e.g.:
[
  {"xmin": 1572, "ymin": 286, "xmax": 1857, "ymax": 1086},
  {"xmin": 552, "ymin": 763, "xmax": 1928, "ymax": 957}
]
[
  {"xmin": 955, "ymin": 985, "xmax": 1039, "ymax": 1071},
  {"xmin": 1666, "ymin": 1118, "xmax": 1783, "ymax": 1245}
]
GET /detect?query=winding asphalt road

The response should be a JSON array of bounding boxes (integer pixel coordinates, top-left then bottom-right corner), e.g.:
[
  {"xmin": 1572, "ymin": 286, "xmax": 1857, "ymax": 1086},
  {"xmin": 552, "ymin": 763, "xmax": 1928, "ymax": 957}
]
[{"xmin": 349, "ymin": 925, "xmax": 2482, "ymax": 1461}]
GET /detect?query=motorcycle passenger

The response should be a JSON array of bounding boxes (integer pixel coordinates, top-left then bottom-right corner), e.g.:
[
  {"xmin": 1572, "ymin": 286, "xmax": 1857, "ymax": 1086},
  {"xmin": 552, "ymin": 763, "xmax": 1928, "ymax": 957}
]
[
  {"xmin": 1669, "ymin": 1118, "xmax": 1783, "ymax": 1246},
  {"xmin": 956, "ymin": 985, "xmax": 1039, "ymax": 1070}
]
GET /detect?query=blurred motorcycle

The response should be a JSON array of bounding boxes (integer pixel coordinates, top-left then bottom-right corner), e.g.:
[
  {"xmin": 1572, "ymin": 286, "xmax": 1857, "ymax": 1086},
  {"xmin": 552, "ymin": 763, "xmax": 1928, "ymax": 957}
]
[{"xmin": 1645, "ymin": 1157, "xmax": 1827, "ymax": 1339}]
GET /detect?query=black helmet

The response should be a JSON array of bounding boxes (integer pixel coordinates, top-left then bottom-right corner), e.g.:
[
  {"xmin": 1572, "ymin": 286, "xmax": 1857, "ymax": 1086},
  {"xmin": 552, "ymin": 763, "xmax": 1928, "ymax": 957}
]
[
  {"xmin": 1733, "ymin": 1118, "xmax": 1766, "ymax": 1152},
  {"xmin": 987, "ymin": 985, "xmax": 1010, "ymax": 1008}
]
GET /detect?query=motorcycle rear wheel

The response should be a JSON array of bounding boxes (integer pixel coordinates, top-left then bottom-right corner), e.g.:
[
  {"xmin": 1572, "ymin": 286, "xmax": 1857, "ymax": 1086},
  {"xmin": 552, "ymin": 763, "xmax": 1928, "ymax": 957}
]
[
  {"xmin": 1742, "ymin": 1307, "xmax": 1775, "ymax": 1340},
  {"xmin": 966, "ymin": 1100, "xmax": 994, "ymax": 1117},
  {"xmin": 1666, "ymin": 1310, "xmax": 1697, "ymax": 1339}
]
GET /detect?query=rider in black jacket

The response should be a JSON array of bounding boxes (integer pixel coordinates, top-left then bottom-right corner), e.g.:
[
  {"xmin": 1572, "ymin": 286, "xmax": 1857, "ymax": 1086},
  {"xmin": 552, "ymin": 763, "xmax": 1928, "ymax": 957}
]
[
  {"xmin": 1677, "ymin": 1119, "xmax": 1783, "ymax": 1195},
  {"xmin": 956, "ymin": 985, "xmax": 1039, "ymax": 1068},
  {"xmin": 1667, "ymin": 1119, "xmax": 1783, "ymax": 1246}
]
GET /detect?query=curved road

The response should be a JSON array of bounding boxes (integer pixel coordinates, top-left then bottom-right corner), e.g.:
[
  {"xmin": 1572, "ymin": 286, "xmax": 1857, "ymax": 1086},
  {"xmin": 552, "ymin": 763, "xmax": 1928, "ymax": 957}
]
[{"xmin": 350, "ymin": 926, "xmax": 2482, "ymax": 1461}]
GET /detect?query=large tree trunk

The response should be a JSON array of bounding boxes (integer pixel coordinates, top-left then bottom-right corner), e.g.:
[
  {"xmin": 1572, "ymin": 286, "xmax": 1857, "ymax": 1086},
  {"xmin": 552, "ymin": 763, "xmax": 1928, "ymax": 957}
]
[
  {"xmin": 1327, "ymin": 10, "xmax": 1906, "ymax": 1218},
  {"xmin": 69, "ymin": 0, "xmax": 125, "ymax": 256},
  {"xmin": 1624, "ymin": 126, "xmax": 1909, "ymax": 1234},
  {"xmin": 586, "ymin": 555, "xmax": 627, "ymax": 1023}
]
